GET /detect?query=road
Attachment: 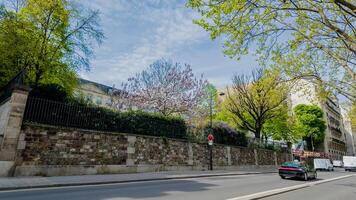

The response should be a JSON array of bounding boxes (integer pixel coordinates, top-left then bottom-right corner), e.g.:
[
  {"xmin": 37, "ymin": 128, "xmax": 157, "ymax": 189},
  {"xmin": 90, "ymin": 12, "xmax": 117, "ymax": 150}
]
[{"xmin": 0, "ymin": 169, "xmax": 354, "ymax": 200}]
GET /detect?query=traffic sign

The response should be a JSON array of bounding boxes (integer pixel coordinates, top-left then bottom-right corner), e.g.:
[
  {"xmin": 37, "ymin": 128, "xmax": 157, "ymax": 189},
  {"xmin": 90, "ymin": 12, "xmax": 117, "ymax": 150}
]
[
  {"xmin": 207, "ymin": 133, "xmax": 214, "ymax": 145},
  {"xmin": 207, "ymin": 133, "xmax": 214, "ymax": 141}
]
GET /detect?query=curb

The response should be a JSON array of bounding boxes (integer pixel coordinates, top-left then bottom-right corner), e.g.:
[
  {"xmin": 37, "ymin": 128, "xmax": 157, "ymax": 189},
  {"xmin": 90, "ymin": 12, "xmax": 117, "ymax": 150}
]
[
  {"xmin": 0, "ymin": 171, "xmax": 277, "ymax": 191},
  {"xmin": 226, "ymin": 174, "xmax": 355, "ymax": 200}
]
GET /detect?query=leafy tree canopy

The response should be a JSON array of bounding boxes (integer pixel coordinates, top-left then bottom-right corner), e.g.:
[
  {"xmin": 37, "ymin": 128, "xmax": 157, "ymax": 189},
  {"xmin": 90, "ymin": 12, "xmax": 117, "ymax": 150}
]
[
  {"xmin": 293, "ymin": 104, "xmax": 327, "ymax": 150},
  {"xmin": 0, "ymin": 0, "xmax": 104, "ymax": 94},
  {"xmin": 188, "ymin": 0, "xmax": 356, "ymax": 100},
  {"xmin": 226, "ymin": 68, "xmax": 289, "ymax": 139}
]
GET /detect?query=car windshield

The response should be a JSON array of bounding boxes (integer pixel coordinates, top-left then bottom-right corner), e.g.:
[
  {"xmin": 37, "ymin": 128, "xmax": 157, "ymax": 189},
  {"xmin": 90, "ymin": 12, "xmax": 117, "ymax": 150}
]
[{"xmin": 281, "ymin": 162, "xmax": 301, "ymax": 168}]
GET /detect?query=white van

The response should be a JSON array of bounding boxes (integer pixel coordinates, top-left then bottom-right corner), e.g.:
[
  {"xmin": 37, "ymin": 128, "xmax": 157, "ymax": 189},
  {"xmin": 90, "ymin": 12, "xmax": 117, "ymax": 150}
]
[
  {"xmin": 332, "ymin": 160, "xmax": 343, "ymax": 167},
  {"xmin": 314, "ymin": 158, "xmax": 334, "ymax": 171},
  {"xmin": 343, "ymin": 156, "xmax": 356, "ymax": 171}
]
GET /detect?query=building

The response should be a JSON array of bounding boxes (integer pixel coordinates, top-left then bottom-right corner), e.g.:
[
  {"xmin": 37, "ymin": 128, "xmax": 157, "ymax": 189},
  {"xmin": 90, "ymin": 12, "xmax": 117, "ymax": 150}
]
[
  {"xmin": 75, "ymin": 79, "xmax": 114, "ymax": 107},
  {"xmin": 75, "ymin": 79, "xmax": 135, "ymax": 111},
  {"xmin": 340, "ymin": 105, "xmax": 355, "ymax": 156},
  {"xmin": 289, "ymin": 79, "xmax": 348, "ymax": 160}
]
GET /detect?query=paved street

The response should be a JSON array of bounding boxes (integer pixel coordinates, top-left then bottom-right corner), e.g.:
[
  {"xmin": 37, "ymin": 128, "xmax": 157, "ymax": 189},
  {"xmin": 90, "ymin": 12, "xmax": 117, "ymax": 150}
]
[
  {"xmin": 0, "ymin": 169, "xmax": 354, "ymax": 200},
  {"xmin": 263, "ymin": 174, "xmax": 356, "ymax": 200}
]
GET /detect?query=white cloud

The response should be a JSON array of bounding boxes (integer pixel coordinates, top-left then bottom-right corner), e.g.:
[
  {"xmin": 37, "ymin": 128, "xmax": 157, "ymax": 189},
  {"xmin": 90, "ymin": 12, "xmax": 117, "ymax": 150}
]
[{"xmin": 81, "ymin": 1, "xmax": 208, "ymax": 85}]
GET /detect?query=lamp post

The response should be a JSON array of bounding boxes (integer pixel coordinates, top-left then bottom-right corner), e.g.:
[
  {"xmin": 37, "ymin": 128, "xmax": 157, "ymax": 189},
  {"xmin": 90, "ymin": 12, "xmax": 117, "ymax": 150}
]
[{"xmin": 208, "ymin": 91, "xmax": 225, "ymax": 171}]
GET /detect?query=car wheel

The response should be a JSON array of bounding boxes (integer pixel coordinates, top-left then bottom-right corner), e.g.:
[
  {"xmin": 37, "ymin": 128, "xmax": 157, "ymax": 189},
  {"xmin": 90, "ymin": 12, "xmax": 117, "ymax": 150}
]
[
  {"xmin": 304, "ymin": 173, "xmax": 308, "ymax": 181},
  {"xmin": 280, "ymin": 176, "xmax": 286, "ymax": 179}
]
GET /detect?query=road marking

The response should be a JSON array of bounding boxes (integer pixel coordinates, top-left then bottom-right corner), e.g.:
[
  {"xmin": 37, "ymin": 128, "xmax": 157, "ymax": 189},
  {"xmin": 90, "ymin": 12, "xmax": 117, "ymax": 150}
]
[{"xmin": 226, "ymin": 174, "xmax": 355, "ymax": 200}]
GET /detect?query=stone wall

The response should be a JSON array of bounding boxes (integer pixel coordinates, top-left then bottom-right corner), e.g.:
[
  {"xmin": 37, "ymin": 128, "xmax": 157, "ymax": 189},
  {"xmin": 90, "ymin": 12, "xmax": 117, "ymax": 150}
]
[
  {"xmin": 0, "ymin": 100, "xmax": 11, "ymax": 145},
  {"xmin": 257, "ymin": 149, "xmax": 275, "ymax": 166},
  {"xmin": 20, "ymin": 126, "xmax": 128, "ymax": 166},
  {"xmin": 0, "ymin": 88, "xmax": 29, "ymax": 161},
  {"xmin": 13, "ymin": 124, "xmax": 291, "ymax": 176}
]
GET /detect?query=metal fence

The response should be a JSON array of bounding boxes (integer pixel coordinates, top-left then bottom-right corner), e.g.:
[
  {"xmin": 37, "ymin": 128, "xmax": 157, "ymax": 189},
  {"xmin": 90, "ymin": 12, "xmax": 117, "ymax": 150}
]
[
  {"xmin": 23, "ymin": 97, "xmax": 187, "ymax": 139},
  {"xmin": 0, "ymin": 71, "xmax": 26, "ymax": 103}
]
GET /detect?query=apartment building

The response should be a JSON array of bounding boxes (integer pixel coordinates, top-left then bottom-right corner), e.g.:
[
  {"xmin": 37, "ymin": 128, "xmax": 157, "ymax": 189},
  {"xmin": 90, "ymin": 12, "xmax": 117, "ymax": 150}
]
[{"xmin": 289, "ymin": 79, "xmax": 348, "ymax": 160}]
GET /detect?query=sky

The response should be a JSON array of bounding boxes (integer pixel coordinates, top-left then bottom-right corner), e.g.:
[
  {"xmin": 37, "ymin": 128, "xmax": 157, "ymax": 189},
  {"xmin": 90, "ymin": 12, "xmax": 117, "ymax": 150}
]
[{"xmin": 79, "ymin": 0, "xmax": 258, "ymax": 89}]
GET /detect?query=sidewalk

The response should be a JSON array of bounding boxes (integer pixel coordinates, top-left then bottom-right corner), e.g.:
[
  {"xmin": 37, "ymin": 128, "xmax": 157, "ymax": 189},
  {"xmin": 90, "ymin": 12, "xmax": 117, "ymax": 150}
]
[{"xmin": 0, "ymin": 168, "xmax": 277, "ymax": 191}]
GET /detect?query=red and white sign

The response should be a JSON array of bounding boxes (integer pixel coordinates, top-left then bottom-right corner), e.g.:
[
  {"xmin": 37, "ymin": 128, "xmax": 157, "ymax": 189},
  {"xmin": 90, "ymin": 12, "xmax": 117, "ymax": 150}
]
[{"xmin": 208, "ymin": 133, "xmax": 214, "ymax": 145}]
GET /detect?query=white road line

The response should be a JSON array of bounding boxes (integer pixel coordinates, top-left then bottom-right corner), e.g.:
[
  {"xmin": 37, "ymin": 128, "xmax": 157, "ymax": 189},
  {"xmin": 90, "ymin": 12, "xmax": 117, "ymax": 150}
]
[{"xmin": 226, "ymin": 174, "xmax": 355, "ymax": 200}]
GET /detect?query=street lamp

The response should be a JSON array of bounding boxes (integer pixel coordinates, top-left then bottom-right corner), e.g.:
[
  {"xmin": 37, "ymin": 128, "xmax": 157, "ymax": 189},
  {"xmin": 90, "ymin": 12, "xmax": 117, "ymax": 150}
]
[{"xmin": 208, "ymin": 91, "xmax": 225, "ymax": 171}]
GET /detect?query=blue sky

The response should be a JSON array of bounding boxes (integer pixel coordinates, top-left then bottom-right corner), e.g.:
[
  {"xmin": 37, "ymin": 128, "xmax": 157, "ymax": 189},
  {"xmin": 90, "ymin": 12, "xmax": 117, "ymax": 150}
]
[{"xmin": 80, "ymin": 0, "xmax": 258, "ymax": 89}]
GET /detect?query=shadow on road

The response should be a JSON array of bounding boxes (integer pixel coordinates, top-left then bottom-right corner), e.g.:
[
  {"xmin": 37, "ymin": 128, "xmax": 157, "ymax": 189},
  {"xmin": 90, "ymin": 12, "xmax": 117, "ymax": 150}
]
[
  {"xmin": 283, "ymin": 177, "xmax": 323, "ymax": 182},
  {"xmin": 0, "ymin": 180, "xmax": 217, "ymax": 200}
]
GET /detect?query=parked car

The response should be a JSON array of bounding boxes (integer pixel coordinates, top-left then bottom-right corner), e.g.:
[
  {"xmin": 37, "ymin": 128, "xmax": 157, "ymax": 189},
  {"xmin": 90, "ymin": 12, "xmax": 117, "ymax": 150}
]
[
  {"xmin": 332, "ymin": 160, "xmax": 343, "ymax": 168},
  {"xmin": 343, "ymin": 156, "xmax": 356, "ymax": 171},
  {"xmin": 314, "ymin": 158, "xmax": 334, "ymax": 171},
  {"xmin": 278, "ymin": 161, "xmax": 317, "ymax": 181}
]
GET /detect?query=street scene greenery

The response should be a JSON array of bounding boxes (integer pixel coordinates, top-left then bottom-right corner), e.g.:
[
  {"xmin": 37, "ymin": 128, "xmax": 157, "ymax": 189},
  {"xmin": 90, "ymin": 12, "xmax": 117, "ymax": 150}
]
[
  {"xmin": 293, "ymin": 104, "xmax": 327, "ymax": 151},
  {"xmin": 188, "ymin": 0, "xmax": 356, "ymax": 101},
  {"xmin": 0, "ymin": 0, "xmax": 354, "ymax": 150},
  {"xmin": 0, "ymin": 0, "xmax": 103, "ymax": 94}
]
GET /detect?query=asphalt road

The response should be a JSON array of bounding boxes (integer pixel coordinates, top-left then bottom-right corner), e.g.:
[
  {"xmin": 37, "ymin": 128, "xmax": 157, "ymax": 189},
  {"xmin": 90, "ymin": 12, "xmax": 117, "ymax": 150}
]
[
  {"xmin": 263, "ymin": 174, "xmax": 356, "ymax": 200},
  {"xmin": 0, "ymin": 169, "xmax": 354, "ymax": 200}
]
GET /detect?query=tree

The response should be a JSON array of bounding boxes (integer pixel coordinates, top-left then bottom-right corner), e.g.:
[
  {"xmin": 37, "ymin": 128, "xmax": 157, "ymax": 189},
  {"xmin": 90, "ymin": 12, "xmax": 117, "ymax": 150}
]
[
  {"xmin": 0, "ymin": 0, "xmax": 104, "ymax": 93},
  {"xmin": 226, "ymin": 69, "xmax": 288, "ymax": 139},
  {"xmin": 126, "ymin": 59, "xmax": 208, "ymax": 116},
  {"xmin": 351, "ymin": 102, "xmax": 356, "ymax": 132},
  {"xmin": 262, "ymin": 103, "xmax": 301, "ymax": 142},
  {"xmin": 186, "ymin": 83, "xmax": 218, "ymax": 127},
  {"xmin": 188, "ymin": 0, "xmax": 356, "ymax": 100},
  {"xmin": 106, "ymin": 83, "xmax": 133, "ymax": 112},
  {"xmin": 293, "ymin": 104, "xmax": 327, "ymax": 151}
]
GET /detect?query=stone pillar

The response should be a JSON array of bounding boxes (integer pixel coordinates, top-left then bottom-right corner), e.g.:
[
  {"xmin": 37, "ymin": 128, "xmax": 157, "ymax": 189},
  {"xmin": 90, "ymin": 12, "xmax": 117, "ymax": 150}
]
[
  {"xmin": 226, "ymin": 146, "xmax": 232, "ymax": 166},
  {"xmin": 126, "ymin": 136, "xmax": 136, "ymax": 166},
  {"xmin": 187, "ymin": 143, "xmax": 193, "ymax": 166},
  {"xmin": 274, "ymin": 152, "xmax": 278, "ymax": 166},
  {"xmin": 0, "ymin": 87, "xmax": 29, "ymax": 161},
  {"xmin": 254, "ymin": 149, "xmax": 258, "ymax": 166}
]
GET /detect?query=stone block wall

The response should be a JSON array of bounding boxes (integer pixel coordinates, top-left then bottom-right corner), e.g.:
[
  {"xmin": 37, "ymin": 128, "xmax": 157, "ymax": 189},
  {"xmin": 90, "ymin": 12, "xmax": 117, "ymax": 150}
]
[
  {"xmin": 0, "ymin": 101, "xmax": 11, "ymax": 145},
  {"xmin": 233, "ymin": 147, "xmax": 256, "ymax": 165},
  {"xmin": 20, "ymin": 126, "xmax": 128, "ymax": 166},
  {"xmin": 12, "ymin": 124, "xmax": 291, "ymax": 176},
  {"xmin": 257, "ymin": 149, "xmax": 275, "ymax": 165},
  {"xmin": 134, "ymin": 136, "xmax": 189, "ymax": 166},
  {"xmin": 277, "ymin": 152, "xmax": 291, "ymax": 165},
  {"xmin": 212, "ymin": 145, "xmax": 228, "ymax": 166},
  {"xmin": 0, "ymin": 88, "xmax": 29, "ymax": 163}
]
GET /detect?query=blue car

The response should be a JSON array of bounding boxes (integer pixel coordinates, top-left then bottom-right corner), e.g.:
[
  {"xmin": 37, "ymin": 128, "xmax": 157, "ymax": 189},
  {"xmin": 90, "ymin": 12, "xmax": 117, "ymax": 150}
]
[{"xmin": 279, "ymin": 161, "xmax": 317, "ymax": 181}]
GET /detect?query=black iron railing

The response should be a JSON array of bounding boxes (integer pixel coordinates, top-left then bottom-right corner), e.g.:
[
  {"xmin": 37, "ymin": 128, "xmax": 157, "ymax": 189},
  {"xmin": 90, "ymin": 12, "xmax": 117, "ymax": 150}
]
[
  {"xmin": 0, "ymin": 71, "xmax": 26, "ymax": 103},
  {"xmin": 23, "ymin": 97, "xmax": 187, "ymax": 139}
]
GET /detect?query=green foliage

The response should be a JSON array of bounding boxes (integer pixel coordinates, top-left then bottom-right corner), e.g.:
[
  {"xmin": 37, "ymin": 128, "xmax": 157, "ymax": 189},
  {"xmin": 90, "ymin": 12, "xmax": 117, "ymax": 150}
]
[
  {"xmin": 262, "ymin": 103, "xmax": 301, "ymax": 142},
  {"xmin": 188, "ymin": 0, "xmax": 356, "ymax": 100},
  {"xmin": 293, "ymin": 104, "xmax": 327, "ymax": 150},
  {"xmin": 208, "ymin": 121, "xmax": 248, "ymax": 147},
  {"xmin": 26, "ymin": 97, "xmax": 187, "ymax": 139},
  {"xmin": 0, "ymin": 0, "xmax": 103, "ymax": 94},
  {"xmin": 186, "ymin": 121, "xmax": 247, "ymax": 147},
  {"xmin": 188, "ymin": 83, "xmax": 218, "ymax": 127},
  {"xmin": 351, "ymin": 103, "xmax": 356, "ymax": 132},
  {"xmin": 214, "ymin": 97, "xmax": 239, "ymax": 129},
  {"xmin": 29, "ymin": 84, "xmax": 71, "ymax": 102},
  {"xmin": 226, "ymin": 69, "xmax": 289, "ymax": 138}
]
